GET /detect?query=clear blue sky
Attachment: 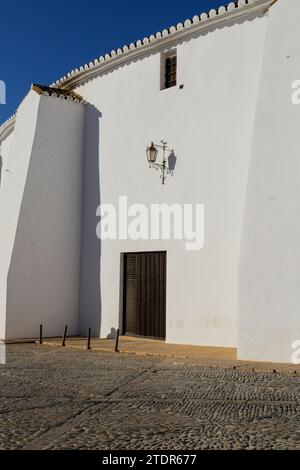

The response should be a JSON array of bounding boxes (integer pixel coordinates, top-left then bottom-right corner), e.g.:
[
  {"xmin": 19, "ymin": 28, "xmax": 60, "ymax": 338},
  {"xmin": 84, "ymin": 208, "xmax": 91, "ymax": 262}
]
[{"xmin": 0, "ymin": 0, "xmax": 224, "ymax": 124}]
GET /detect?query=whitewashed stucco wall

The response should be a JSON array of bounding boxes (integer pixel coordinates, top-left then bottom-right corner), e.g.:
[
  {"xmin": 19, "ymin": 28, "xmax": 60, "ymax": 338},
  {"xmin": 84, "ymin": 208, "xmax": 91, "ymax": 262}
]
[
  {"xmin": 0, "ymin": 92, "xmax": 40, "ymax": 339},
  {"xmin": 76, "ymin": 11, "xmax": 268, "ymax": 346},
  {"xmin": 239, "ymin": 0, "xmax": 300, "ymax": 363},
  {"xmin": 0, "ymin": 91, "xmax": 85, "ymax": 339}
]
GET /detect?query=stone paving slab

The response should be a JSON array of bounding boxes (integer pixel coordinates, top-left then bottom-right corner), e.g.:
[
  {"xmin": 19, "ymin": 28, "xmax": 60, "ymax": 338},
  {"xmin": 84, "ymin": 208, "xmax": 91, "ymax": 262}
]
[{"xmin": 0, "ymin": 344, "xmax": 299, "ymax": 449}]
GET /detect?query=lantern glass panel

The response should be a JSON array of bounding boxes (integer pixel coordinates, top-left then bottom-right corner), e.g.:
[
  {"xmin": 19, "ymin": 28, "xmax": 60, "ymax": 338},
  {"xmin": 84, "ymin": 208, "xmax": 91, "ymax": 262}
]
[{"xmin": 146, "ymin": 143, "xmax": 158, "ymax": 163}]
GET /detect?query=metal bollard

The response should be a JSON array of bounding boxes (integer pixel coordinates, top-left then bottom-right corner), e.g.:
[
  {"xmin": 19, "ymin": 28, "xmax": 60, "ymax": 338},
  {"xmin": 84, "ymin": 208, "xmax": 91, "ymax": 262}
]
[
  {"xmin": 87, "ymin": 327, "xmax": 91, "ymax": 350},
  {"xmin": 39, "ymin": 324, "xmax": 43, "ymax": 345},
  {"xmin": 62, "ymin": 325, "xmax": 68, "ymax": 347},
  {"xmin": 115, "ymin": 328, "xmax": 120, "ymax": 353}
]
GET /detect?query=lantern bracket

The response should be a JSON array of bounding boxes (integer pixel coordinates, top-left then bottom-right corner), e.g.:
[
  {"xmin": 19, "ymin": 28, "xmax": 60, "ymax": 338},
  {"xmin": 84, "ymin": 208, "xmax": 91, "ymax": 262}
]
[{"xmin": 146, "ymin": 140, "xmax": 173, "ymax": 185}]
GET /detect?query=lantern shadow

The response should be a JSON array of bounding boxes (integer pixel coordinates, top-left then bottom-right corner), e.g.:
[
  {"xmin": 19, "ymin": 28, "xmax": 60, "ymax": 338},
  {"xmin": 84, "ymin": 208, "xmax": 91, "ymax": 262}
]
[{"xmin": 168, "ymin": 150, "xmax": 177, "ymax": 172}]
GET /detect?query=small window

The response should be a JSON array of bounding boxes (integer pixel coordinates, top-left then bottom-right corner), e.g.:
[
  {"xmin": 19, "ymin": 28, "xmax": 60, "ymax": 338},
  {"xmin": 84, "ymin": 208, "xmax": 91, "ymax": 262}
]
[
  {"xmin": 165, "ymin": 54, "xmax": 177, "ymax": 89},
  {"xmin": 161, "ymin": 51, "xmax": 177, "ymax": 90}
]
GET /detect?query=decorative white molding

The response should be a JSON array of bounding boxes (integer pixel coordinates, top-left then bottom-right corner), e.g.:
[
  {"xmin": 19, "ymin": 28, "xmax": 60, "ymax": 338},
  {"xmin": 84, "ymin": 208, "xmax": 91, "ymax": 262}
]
[
  {"xmin": 218, "ymin": 6, "xmax": 227, "ymax": 14},
  {"xmin": 0, "ymin": 114, "xmax": 16, "ymax": 142},
  {"xmin": 209, "ymin": 9, "xmax": 217, "ymax": 18}
]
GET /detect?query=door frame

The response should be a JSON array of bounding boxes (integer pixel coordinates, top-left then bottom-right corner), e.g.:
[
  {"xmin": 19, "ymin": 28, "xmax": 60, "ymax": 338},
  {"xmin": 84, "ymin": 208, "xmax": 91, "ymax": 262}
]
[{"xmin": 121, "ymin": 251, "xmax": 167, "ymax": 339}]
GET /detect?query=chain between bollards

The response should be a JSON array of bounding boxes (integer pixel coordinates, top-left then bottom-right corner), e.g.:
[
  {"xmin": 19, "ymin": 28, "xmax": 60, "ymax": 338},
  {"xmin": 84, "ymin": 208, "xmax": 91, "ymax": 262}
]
[{"xmin": 62, "ymin": 325, "xmax": 68, "ymax": 347}]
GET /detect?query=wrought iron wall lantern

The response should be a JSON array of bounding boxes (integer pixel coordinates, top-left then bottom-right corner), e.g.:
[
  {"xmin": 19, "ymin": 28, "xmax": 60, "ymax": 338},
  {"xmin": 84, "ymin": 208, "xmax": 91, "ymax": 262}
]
[{"xmin": 146, "ymin": 141, "xmax": 174, "ymax": 185}]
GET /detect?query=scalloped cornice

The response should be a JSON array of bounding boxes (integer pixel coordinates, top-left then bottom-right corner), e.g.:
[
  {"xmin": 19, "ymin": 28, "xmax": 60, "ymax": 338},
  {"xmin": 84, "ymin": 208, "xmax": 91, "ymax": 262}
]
[
  {"xmin": 0, "ymin": 0, "xmax": 272, "ymax": 143},
  {"xmin": 52, "ymin": 0, "xmax": 272, "ymax": 90},
  {"xmin": 0, "ymin": 114, "xmax": 16, "ymax": 143}
]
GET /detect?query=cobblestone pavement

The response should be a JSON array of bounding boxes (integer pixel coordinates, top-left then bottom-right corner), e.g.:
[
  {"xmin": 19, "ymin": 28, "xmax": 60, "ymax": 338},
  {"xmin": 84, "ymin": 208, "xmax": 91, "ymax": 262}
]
[{"xmin": 0, "ymin": 344, "xmax": 299, "ymax": 450}]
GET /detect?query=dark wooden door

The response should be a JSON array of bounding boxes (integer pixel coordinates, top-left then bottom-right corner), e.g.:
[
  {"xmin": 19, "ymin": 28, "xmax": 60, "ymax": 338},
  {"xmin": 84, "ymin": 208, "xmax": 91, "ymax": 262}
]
[{"xmin": 123, "ymin": 252, "xmax": 166, "ymax": 339}]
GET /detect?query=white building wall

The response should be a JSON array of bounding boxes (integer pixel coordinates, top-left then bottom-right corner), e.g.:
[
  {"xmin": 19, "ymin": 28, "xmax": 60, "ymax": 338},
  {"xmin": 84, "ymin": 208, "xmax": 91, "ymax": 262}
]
[
  {"xmin": 239, "ymin": 0, "xmax": 300, "ymax": 363},
  {"xmin": 77, "ymin": 12, "xmax": 268, "ymax": 346},
  {"xmin": 0, "ymin": 91, "xmax": 85, "ymax": 339},
  {"xmin": 0, "ymin": 134, "xmax": 13, "ymax": 337},
  {"xmin": 0, "ymin": 93, "xmax": 40, "ymax": 339}
]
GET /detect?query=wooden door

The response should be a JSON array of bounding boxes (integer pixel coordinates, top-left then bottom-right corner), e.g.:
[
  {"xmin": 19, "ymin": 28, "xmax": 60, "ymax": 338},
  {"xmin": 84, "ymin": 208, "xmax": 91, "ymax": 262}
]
[{"xmin": 123, "ymin": 252, "xmax": 166, "ymax": 339}]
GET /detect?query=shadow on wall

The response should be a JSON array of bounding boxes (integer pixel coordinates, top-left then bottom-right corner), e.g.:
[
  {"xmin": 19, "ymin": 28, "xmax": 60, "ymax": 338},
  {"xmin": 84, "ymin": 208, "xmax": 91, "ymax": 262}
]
[
  {"xmin": 168, "ymin": 150, "xmax": 177, "ymax": 172},
  {"xmin": 106, "ymin": 327, "xmax": 118, "ymax": 339},
  {"xmin": 79, "ymin": 104, "xmax": 102, "ymax": 337}
]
